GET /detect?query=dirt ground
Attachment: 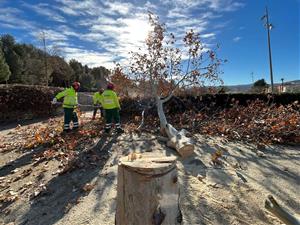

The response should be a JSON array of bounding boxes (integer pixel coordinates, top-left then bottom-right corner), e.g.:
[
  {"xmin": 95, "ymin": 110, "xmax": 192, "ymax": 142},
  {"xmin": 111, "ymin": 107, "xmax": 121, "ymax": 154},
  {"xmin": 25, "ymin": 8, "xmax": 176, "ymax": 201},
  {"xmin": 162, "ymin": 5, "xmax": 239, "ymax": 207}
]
[{"xmin": 0, "ymin": 113, "xmax": 299, "ymax": 225}]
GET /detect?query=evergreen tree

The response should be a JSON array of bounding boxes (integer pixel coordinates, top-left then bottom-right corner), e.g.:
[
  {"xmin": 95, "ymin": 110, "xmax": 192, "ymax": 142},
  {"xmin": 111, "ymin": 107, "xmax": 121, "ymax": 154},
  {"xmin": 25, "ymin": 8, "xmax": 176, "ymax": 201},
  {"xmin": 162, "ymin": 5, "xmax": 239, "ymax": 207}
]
[{"xmin": 0, "ymin": 48, "xmax": 11, "ymax": 82}]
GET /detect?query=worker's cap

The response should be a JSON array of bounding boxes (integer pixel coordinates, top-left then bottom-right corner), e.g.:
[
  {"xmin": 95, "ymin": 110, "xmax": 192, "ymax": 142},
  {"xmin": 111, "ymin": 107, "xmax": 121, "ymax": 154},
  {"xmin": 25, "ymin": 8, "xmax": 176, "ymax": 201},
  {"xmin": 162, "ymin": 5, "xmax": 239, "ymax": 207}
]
[
  {"xmin": 107, "ymin": 82, "xmax": 114, "ymax": 90},
  {"xmin": 72, "ymin": 81, "xmax": 80, "ymax": 90}
]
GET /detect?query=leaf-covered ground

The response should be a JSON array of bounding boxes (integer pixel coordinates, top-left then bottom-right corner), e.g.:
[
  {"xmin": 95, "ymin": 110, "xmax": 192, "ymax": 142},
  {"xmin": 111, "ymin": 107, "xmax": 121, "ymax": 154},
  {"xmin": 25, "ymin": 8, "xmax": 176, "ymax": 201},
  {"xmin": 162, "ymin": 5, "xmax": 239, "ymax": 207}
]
[
  {"xmin": 0, "ymin": 102, "xmax": 299, "ymax": 225},
  {"xmin": 126, "ymin": 99, "xmax": 300, "ymax": 145}
]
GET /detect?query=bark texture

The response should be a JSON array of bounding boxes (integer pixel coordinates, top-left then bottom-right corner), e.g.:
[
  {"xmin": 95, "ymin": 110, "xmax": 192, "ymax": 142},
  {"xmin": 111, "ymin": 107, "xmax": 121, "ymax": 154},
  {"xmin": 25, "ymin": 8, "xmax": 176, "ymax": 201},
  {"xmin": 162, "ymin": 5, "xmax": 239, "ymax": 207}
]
[
  {"xmin": 115, "ymin": 153, "xmax": 181, "ymax": 225},
  {"xmin": 157, "ymin": 97, "xmax": 194, "ymax": 157}
]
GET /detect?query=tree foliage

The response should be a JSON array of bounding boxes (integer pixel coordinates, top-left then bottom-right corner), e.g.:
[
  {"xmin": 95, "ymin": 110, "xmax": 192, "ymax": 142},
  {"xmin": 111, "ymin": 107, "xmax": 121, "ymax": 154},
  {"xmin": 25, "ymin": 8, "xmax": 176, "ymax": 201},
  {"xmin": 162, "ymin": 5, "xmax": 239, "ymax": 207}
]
[
  {"xmin": 125, "ymin": 12, "xmax": 225, "ymax": 147},
  {"xmin": 69, "ymin": 59, "xmax": 110, "ymax": 91},
  {"xmin": 90, "ymin": 66, "xmax": 110, "ymax": 89},
  {"xmin": 1, "ymin": 35, "xmax": 23, "ymax": 83},
  {"xmin": 0, "ymin": 34, "xmax": 110, "ymax": 90},
  {"xmin": 252, "ymin": 79, "xmax": 268, "ymax": 93},
  {"xmin": 128, "ymin": 13, "xmax": 224, "ymax": 101},
  {"xmin": 0, "ymin": 48, "xmax": 11, "ymax": 82},
  {"xmin": 111, "ymin": 65, "xmax": 133, "ymax": 97},
  {"xmin": 49, "ymin": 56, "xmax": 74, "ymax": 87}
]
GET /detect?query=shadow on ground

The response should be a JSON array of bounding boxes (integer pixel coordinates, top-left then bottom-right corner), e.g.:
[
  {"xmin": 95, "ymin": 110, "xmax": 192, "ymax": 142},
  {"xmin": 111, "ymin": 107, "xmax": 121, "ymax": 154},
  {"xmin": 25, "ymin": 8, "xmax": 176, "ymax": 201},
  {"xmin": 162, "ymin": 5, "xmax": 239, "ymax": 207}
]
[{"xmin": 16, "ymin": 133, "xmax": 120, "ymax": 225}]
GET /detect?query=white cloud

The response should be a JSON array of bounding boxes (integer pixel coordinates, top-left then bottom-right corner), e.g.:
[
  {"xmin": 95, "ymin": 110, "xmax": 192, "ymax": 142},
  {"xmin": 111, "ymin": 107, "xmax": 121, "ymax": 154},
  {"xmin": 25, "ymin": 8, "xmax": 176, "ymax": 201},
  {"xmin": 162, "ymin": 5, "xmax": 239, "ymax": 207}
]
[
  {"xmin": 79, "ymin": 32, "xmax": 106, "ymax": 43},
  {"xmin": 54, "ymin": 0, "xmax": 102, "ymax": 16},
  {"xmin": 22, "ymin": 2, "xmax": 66, "ymax": 23},
  {"xmin": 54, "ymin": 5, "xmax": 78, "ymax": 16},
  {"xmin": 144, "ymin": 1, "xmax": 157, "ymax": 10},
  {"xmin": 57, "ymin": 25, "xmax": 78, "ymax": 37},
  {"xmin": 103, "ymin": 1, "xmax": 133, "ymax": 15},
  {"xmin": 0, "ymin": 0, "xmax": 245, "ymax": 69},
  {"xmin": 53, "ymin": 0, "xmax": 244, "ymax": 67},
  {"xmin": 32, "ymin": 29, "xmax": 68, "ymax": 42},
  {"xmin": 62, "ymin": 46, "xmax": 115, "ymax": 68},
  {"xmin": 201, "ymin": 33, "xmax": 216, "ymax": 39},
  {"xmin": 233, "ymin": 36, "xmax": 241, "ymax": 42},
  {"xmin": 0, "ymin": 7, "xmax": 36, "ymax": 30},
  {"xmin": 166, "ymin": 9, "xmax": 188, "ymax": 19}
]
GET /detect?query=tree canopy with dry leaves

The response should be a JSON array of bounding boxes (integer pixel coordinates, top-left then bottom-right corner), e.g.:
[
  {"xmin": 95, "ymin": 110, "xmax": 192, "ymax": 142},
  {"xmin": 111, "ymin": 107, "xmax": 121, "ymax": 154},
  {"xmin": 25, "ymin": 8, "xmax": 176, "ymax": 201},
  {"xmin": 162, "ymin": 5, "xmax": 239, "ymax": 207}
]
[
  {"xmin": 110, "ymin": 65, "xmax": 134, "ymax": 97},
  {"xmin": 128, "ymin": 12, "xmax": 225, "ymax": 101},
  {"xmin": 120, "ymin": 12, "xmax": 226, "ymax": 156}
]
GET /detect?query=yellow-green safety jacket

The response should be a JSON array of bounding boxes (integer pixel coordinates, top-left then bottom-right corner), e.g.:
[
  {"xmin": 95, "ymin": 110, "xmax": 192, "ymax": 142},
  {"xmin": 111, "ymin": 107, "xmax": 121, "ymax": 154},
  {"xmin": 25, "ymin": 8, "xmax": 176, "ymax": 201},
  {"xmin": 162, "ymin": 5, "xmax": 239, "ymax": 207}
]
[
  {"xmin": 55, "ymin": 87, "xmax": 78, "ymax": 109},
  {"xmin": 101, "ymin": 90, "xmax": 120, "ymax": 109},
  {"xmin": 93, "ymin": 92, "xmax": 103, "ymax": 105}
]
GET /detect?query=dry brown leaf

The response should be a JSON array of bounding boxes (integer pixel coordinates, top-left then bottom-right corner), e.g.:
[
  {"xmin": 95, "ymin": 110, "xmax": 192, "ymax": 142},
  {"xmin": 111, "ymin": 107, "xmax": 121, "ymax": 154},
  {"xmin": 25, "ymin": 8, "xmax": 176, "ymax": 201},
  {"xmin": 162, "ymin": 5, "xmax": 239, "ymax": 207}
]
[
  {"xmin": 82, "ymin": 183, "xmax": 95, "ymax": 192},
  {"xmin": 211, "ymin": 150, "xmax": 223, "ymax": 165}
]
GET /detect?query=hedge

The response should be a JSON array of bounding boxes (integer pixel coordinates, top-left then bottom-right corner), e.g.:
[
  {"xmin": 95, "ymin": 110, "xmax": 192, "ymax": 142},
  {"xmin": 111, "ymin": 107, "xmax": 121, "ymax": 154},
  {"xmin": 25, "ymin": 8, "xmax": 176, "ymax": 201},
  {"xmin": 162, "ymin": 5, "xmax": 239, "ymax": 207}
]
[{"xmin": 1, "ymin": 85, "xmax": 299, "ymax": 122}]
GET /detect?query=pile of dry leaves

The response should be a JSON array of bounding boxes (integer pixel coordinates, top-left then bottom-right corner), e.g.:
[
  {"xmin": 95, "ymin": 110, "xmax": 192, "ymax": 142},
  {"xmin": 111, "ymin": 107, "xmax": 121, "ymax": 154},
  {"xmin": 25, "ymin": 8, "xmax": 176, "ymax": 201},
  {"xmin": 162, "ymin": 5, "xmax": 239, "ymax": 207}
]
[
  {"xmin": 182, "ymin": 100, "xmax": 299, "ymax": 144},
  {"xmin": 127, "ymin": 99, "xmax": 300, "ymax": 144},
  {"xmin": 0, "ymin": 112, "xmax": 107, "ymax": 208}
]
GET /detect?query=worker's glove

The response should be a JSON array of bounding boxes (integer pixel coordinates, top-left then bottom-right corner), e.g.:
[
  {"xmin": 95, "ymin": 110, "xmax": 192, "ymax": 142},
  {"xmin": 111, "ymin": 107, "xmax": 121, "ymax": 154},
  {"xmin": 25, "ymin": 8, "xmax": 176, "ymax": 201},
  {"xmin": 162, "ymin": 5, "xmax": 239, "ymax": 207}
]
[{"xmin": 51, "ymin": 98, "xmax": 57, "ymax": 104}]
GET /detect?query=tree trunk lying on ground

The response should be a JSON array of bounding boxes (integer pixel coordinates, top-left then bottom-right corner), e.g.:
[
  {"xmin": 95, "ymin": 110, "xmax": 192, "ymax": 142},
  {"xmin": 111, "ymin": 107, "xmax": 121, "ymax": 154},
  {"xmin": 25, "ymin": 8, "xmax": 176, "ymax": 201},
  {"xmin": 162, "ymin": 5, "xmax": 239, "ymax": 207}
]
[
  {"xmin": 265, "ymin": 195, "xmax": 300, "ymax": 225},
  {"xmin": 156, "ymin": 97, "xmax": 194, "ymax": 157},
  {"xmin": 115, "ymin": 153, "xmax": 181, "ymax": 225}
]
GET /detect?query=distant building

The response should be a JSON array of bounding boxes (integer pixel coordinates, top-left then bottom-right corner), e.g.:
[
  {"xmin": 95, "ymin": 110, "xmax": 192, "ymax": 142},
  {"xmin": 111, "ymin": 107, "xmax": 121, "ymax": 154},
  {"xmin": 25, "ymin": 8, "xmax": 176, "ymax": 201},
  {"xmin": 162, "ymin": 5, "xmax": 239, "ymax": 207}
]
[
  {"xmin": 266, "ymin": 81, "xmax": 300, "ymax": 93},
  {"xmin": 267, "ymin": 85, "xmax": 286, "ymax": 93}
]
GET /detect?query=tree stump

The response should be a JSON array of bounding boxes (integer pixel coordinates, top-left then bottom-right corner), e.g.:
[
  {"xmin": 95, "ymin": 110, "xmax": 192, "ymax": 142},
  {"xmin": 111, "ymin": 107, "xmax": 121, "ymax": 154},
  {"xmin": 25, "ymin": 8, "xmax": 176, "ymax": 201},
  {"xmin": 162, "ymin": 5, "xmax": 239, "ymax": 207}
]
[{"xmin": 115, "ymin": 153, "xmax": 181, "ymax": 225}]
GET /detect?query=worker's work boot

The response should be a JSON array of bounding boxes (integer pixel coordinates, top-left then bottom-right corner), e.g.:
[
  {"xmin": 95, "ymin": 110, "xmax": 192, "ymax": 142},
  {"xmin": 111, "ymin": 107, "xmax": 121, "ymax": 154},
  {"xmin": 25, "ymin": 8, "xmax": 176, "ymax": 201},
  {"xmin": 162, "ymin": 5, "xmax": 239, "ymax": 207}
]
[
  {"xmin": 117, "ymin": 127, "xmax": 124, "ymax": 134},
  {"xmin": 61, "ymin": 129, "xmax": 71, "ymax": 135},
  {"xmin": 104, "ymin": 128, "xmax": 111, "ymax": 134},
  {"xmin": 72, "ymin": 126, "xmax": 79, "ymax": 132}
]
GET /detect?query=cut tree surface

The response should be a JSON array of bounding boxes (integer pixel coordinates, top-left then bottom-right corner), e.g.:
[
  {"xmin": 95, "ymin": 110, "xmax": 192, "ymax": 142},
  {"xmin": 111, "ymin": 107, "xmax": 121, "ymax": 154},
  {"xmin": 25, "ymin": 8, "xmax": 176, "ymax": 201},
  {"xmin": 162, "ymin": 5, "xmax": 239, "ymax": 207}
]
[
  {"xmin": 116, "ymin": 153, "xmax": 180, "ymax": 225},
  {"xmin": 166, "ymin": 128, "xmax": 194, "ymax": 158},
  {"xmin": 157, "ymin": 98, "xmax": 194, "ymax": 158}
]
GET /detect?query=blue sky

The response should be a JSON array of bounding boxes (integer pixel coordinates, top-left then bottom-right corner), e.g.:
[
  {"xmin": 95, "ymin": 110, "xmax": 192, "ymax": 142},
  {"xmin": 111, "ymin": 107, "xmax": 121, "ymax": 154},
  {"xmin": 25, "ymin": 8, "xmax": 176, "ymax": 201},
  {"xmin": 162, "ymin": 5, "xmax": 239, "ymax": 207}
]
[{"xmin": 0, "ymin": 0, "xmax": 299, "ymax": 85}]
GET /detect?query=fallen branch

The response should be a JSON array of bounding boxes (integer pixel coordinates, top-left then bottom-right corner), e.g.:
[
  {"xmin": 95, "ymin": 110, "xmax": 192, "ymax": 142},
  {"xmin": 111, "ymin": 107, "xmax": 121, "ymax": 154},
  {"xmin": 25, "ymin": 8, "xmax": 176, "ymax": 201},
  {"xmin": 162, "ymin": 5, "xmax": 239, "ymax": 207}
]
[
  {"xmin": 265, "ymin": 195, "xmax": 300, "ymax": 225},
  {"xmin": 137, "ymin": 109, "xmax": 145, "ymax": 130}
]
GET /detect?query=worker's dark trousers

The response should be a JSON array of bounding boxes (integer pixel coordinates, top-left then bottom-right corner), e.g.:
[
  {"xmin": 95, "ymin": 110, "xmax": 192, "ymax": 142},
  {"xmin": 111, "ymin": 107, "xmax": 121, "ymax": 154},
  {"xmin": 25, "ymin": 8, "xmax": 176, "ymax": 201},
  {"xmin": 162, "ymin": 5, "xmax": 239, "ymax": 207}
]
[
  {"xmin": 64, "ymin": 108, "xmax": 78, "ymax": 131},
  {"xmin": 93, "ymin": 105, "xmax": 103, "ymax": 118},
  {"xmin": 104, "ymin": 108, "xmax": 120, "ymax": 132}
]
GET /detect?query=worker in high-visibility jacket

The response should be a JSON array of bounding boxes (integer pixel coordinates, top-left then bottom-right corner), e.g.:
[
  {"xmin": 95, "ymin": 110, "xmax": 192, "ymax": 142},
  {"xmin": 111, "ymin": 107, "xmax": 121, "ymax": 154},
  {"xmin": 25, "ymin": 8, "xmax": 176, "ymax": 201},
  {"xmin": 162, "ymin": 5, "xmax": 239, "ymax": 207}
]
[
  {"xmin": 52, "ymin": 82, "xmax": 80, "ymax": 132},
  {"xmin": 101, "ymin": 83, "xmax": 123, "ymax": 133},
  {"xmin": 92, "ymin": 88, "xmax": 104, "ymax": 120}
]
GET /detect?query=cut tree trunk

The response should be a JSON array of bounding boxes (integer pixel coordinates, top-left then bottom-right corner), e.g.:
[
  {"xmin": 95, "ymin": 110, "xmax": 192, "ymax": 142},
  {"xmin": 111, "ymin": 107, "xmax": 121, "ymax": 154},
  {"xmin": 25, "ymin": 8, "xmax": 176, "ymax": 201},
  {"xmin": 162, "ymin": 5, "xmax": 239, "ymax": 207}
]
[
  {"xmin": 115, "ymin": 153, "xmax": 182, "ymax": 225},
  {"xmin": 166, "ymin": 127, "xmax": 194, "ymax": 158},
  {"xmin": 156, "ymin": 97, "xmax": 194, "ymax": 157}
]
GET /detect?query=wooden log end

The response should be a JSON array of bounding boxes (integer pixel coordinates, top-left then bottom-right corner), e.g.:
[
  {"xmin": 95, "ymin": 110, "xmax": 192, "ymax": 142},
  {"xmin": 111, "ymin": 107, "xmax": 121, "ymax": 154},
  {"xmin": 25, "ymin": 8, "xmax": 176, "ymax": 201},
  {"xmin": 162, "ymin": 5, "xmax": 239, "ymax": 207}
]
[
  {"xmin": 177, "ymin": 144, "xmax": 194, "ymax": 158},
  {"xmin": 116, "ymin": 153, "xmax": 179, "ymax": 225}
]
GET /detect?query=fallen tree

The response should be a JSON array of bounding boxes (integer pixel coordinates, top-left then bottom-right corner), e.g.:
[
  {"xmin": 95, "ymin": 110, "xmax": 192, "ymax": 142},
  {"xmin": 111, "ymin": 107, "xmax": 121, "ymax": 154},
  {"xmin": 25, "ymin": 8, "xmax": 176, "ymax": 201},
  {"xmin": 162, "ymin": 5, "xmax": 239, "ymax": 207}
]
[{"xmin": 126, "ymin": 13, "xmax": 224, "ymax": 157}]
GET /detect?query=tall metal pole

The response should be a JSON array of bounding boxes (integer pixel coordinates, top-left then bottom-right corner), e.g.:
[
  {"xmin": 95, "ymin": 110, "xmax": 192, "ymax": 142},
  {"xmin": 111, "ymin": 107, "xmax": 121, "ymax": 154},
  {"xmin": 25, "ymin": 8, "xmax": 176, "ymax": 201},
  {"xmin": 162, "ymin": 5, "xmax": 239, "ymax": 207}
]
[
  {"xmin": 41, "ymin": 31, "xmax": 48, "ymax": 86},
  {"xmin": 265, "ymin": 7, "xmax": 274, "ymax": 93}
]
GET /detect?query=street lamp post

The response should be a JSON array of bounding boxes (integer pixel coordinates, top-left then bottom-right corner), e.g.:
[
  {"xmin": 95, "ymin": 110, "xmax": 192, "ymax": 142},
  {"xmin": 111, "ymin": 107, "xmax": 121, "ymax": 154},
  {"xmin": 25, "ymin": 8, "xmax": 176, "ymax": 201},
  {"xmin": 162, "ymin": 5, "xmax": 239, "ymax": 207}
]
[
  {"xmin": 261, "ymin": 6, "xmax": 274, "ymax": 94},
  {"xmin": 39, "ymin": 31, "xmax": 48, "ymax": 86},
  {"xmin": 281, "ymin": 78, "xmax": 284, "ymax": 92}
]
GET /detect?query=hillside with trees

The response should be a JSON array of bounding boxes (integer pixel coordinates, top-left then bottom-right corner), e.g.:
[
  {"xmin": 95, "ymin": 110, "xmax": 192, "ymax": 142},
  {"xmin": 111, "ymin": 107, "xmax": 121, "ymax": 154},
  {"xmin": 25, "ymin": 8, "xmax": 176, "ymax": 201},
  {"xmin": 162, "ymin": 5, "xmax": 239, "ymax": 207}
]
[{"xmin": 0, "ymin": 34, "xmax": 110, "ymax": 90}]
